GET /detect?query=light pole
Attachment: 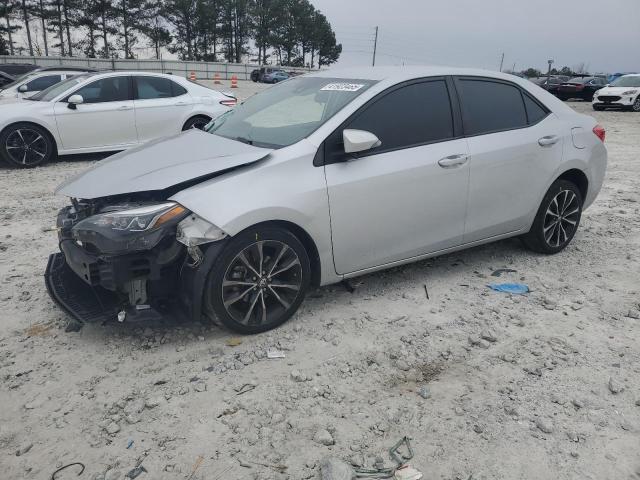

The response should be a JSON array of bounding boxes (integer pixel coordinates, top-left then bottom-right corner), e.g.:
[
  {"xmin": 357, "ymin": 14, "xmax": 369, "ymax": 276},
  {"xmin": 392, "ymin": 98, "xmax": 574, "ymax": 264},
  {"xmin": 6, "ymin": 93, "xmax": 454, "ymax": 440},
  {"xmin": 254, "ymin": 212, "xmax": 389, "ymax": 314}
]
[{"xmin": 547, "ymin": 59, "xmax": 554, "ymax": 85}]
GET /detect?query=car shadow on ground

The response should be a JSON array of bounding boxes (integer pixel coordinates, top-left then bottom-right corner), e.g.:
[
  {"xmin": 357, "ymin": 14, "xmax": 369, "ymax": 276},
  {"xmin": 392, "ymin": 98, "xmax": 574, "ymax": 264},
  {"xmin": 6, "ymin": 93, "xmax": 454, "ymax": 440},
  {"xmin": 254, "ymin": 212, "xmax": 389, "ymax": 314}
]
[{"xmin": 68, "ymin": 235, "xmax": 530, "ymax": 345}]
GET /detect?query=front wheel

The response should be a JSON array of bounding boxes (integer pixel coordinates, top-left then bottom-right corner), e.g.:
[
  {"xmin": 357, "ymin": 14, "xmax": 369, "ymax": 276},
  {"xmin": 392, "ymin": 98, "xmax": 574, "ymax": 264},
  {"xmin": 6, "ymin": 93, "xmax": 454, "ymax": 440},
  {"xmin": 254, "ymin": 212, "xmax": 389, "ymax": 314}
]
[
  {"xmin": 632, "ymin": 96, "xmax": 640, "ymax": 112},
  {"xmin": 204, "ymin": 226, "xmax": 311, "ymax": 334},
  {"xmin": 521, "ymin": 179, "xmax": 583, "ymax": 254},
  {"xmin": 593, "ymin": 105, "xmax": 604, "ymax": 111},
  {"xmin": 0, "ymin": 123, "xmax": 55, "ymax": 168}
]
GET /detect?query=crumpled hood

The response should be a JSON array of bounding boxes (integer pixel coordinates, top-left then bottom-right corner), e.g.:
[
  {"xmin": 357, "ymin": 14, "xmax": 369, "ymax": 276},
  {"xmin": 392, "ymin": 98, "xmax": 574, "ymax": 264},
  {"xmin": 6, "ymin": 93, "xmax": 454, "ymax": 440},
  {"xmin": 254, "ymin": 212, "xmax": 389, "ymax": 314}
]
[{"xmin": 56, "ymin": 130, "xmax": 273, "ymax": 199}]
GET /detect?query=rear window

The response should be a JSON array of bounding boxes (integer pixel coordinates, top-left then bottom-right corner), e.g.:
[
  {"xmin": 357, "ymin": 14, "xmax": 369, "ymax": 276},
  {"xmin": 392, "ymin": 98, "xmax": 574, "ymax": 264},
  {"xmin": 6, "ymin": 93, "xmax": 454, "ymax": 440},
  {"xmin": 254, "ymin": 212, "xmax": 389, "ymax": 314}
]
[
  {"xmin": 568, "ymin": 77, "xmax": 591, "ymax": 83},
  {"xmin": 456, "ymin": 79, "xmax": 528, "ymax": 136}
]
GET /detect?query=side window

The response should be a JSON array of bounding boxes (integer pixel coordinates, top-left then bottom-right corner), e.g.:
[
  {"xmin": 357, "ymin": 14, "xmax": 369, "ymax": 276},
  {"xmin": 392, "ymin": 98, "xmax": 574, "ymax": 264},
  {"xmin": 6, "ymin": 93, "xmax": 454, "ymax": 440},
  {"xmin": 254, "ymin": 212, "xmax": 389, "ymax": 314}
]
[
  {"xmin": 70, "ymin": 76, "xmax": 131, "ymax": 103},
  {"xmin": 523, "ymin": 93, "xmax": 549, "ymax": 125},
  {"xmin": 171, "ymin": 81, "xmax": 187, "ymax": 96},
  {"xmin": 25, "ymin": 75, "xmax": 62, "ymax": 92},
  {"xmin": 457, "ymin": 79, "xmax": 527, "ymax": 135},
  {"xmin": 135, "ymin": 76, "xmax": 175, "ymax": 99},
  {"xmin": 346, "ymin": 80, "xmax": 454, "ymax": 152}
]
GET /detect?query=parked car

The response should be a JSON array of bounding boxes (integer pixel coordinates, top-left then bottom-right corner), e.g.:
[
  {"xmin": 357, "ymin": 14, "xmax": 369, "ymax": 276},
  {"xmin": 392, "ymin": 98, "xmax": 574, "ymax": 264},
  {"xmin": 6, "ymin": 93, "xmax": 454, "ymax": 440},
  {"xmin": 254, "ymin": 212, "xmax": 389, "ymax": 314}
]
[
  {"xmin": 250, "ymin": 67, "xmax": 286, "ymax": 83},
  {"xmin": 592, "ymin": 74, "xmax": 640, "ymax": 112},
  {"xmin": 263, "ymin": 70, "xmax": 290, "ymax": 83},
  {"xmin": 0, "ymin": 71, "xmax": 15, "ymax": 88},
  {"xmin": 557, "ymin": 76, "xmax": 608, "ymax": 101},
  {"xmin": 45, "ymin": 67, "xmax": 607, "ymax": 333},
  {"xmin": 0, "ymin": 63, "xmax": 39, "ymax": 76},
  {"xmin": 532, "ymin": 76, "xmax": 569, "ymax": 96},
  {"xmin": 607, "ymin": 72, "xmax": 637, "ymax": 84},
  {"xmin": 0, "ymin": 67, "xmax": 95, "ymax": 101},
  {"xmin": 0, "ymin": 71, "xmax": 236, "ymax": 167}
]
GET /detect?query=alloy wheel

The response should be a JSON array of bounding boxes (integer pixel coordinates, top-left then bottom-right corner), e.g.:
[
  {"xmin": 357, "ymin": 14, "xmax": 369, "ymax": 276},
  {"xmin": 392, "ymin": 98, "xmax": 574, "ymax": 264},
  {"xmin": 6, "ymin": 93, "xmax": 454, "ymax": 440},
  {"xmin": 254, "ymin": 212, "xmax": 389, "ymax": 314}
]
[
  {"xmin": 5, "ymin": 128, "xmax": 48, "ymax": 166},
  {"xmin": 221, "ymin": 240, "xmax": 303, "ymax": 326},
  {"xmin": 543, "ymin": 189, "xmax": 580, "ymax": 247},
  {"xmin": 633, "ymin": 97, "xmax": 640, "ymax": 112}
]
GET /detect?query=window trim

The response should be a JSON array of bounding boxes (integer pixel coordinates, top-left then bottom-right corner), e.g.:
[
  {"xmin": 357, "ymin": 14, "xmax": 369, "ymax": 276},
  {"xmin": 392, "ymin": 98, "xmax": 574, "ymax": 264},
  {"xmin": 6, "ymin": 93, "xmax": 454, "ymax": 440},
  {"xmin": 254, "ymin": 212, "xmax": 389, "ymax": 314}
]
[
  {"xmin": 25, "ymin": 74, "xmax": 62, "ymax": 92},
  {"xmin": 452, "ymin": 76, "xmax": 550, "ymax": 138},
  {"xmin": 133, "ymin": 75, "xmax": 187, "ymax": 100},
  {"xmin": 62, "ymin": 75, "xmax": 134, "ymax": 104},
  {"xmin": 317, "ymin": 76, "xmax": 462, "ymax": 167}
]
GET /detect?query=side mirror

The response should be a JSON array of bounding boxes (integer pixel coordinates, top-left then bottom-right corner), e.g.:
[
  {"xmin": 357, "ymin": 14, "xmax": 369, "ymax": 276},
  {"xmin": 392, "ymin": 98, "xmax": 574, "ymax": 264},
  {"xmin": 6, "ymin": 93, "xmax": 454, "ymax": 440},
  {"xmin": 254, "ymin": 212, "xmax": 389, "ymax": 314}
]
[
  {"xmin": 67, "ymin": 94, "xmax": 83, "ymax": 109},
  {"xmin": 343, "ymin": 129, "xmax": 381, "ymax": 154},
  {"xmin": 18, "ymin": 85, "xmax": 27, "ymax": 92}
]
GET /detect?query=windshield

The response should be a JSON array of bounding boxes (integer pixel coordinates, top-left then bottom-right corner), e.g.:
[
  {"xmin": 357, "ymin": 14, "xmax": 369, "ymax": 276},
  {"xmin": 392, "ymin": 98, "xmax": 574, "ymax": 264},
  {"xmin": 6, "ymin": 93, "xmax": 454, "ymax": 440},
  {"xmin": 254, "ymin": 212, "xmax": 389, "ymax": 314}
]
[
  {"xmin": 0, "ymin": 72, "xmax": 36, "ymax": 90},
  {"xmin": 206, "ymin": 76, "xmax": 376, "ymax": 148},
  {"xmin": 29, "ymin": 76, "xmax": 88, "ymax": 101},
  {"xmin": 568, "ymin": 77, "xmax": 591, "ymax": 83},
  {"xmin": 611, "ymin": 76, "xmax": 640, "ymax": 88}
]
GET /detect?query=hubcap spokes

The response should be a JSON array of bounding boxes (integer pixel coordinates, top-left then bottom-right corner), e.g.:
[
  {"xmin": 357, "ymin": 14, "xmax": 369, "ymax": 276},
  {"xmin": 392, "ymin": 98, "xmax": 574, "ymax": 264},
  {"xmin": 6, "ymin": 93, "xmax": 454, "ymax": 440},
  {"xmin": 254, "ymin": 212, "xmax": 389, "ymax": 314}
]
[
  {"xmin": 6, "ymin": 128, "xmax": 47, "ymax": 165},
  {"xmin": 543, "ymin": 189, "xmax": 579, "ymax": 247},
  {"xmin": 222, "ymin": 240, "xmax": 302, "ymax": 326}
]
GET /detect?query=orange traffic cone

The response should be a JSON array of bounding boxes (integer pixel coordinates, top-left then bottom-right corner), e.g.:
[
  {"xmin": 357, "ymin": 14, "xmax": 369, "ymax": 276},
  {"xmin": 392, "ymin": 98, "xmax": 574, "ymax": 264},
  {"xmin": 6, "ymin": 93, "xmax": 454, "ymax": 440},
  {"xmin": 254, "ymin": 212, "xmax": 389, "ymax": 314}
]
[
  {"xmin": 230, "ymin": 75, "xmax": 238, "ymax": 88},
  {"xmin": 214, "ymin": 73, "xmax": 221, "ymax": 84},
  {"xmin": 189, "ymin": 71, "xmax": 196, "ymax": 81}
]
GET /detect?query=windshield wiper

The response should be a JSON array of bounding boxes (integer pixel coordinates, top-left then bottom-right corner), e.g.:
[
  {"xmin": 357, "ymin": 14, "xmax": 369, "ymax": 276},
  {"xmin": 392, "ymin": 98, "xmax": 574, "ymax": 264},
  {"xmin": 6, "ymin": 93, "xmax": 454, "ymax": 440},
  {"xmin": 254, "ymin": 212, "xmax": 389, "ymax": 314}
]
[{"xmin": 235, "ymin": 136, "xmax": 254, "ymax": 145}]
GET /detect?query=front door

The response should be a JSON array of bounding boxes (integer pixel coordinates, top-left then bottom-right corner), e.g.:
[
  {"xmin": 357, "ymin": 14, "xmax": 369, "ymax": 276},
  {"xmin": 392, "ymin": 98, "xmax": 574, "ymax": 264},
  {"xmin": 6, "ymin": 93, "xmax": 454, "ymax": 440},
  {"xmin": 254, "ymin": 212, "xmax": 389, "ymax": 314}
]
[
  {"xmin": 53, "ymin": 75, "xmax": 137, "ymax": 150},
  {"xmin": 324, "ymin": 78, "xmax": 470, "ymax": 275}
]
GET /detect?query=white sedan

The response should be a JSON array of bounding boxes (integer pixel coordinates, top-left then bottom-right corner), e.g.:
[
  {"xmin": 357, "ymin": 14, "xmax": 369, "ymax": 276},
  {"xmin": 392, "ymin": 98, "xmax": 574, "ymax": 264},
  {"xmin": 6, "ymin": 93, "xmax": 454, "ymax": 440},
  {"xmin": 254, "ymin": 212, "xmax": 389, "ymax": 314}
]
[{"xmin": 0, "ymin": 71, "xmax": 236, "ymax": 167}]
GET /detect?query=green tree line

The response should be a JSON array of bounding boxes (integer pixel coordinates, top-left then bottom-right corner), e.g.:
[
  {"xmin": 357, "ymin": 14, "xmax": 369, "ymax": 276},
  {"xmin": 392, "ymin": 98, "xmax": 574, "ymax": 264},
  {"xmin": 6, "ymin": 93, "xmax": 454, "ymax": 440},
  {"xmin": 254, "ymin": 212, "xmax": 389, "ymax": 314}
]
[{"xmin": 0, "ymin": 0, "xmax": 342, "ymax": 67}]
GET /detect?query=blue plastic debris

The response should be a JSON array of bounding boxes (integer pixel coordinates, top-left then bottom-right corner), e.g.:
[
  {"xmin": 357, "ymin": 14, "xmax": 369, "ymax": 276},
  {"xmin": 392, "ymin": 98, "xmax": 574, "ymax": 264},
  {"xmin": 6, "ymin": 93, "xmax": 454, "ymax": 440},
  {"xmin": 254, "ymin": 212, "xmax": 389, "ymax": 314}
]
[
  {"xmin": 488, "ymin": 283, "xmax": 530, "ymax": 295},
  {"xmin": 126, "ymin": 439, "xmax": 134, "ymax": 449}
]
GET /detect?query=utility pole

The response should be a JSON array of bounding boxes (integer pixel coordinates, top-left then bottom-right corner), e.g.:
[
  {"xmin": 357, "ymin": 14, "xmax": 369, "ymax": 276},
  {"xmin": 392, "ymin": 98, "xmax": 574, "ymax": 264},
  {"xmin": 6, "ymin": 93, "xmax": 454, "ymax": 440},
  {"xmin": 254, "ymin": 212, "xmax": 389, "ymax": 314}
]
[
  {"xmin": 547, "ymin": 59, "xmax": 554, "ymax": 85},
  {"xmin": 372, "ymin": 26, "xmax": 378, "ymax": 67},
  {"xmin": 499, "ymin": 52, "xmax": 504, "ymax": 72}
]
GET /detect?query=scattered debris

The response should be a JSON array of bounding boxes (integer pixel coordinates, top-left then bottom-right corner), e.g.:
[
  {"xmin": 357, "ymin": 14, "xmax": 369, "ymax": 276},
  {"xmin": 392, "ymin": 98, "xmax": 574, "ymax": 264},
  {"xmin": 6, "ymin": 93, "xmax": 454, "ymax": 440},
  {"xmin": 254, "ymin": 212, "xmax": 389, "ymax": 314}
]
[
  {"xmin": 125, "ymin": 465, "xmax": 147, "ymax": 479},
  {"xmin": 51, "ymin": 463, "xmax": 85, "ymax": 480},
  {"xmin": 126, "ymin": 439, "xmax": 134, "ymax": 449},
  {"xmin": 608, "ymin": 376, "xmax": 624, "ymax": 394},
  {"xmin": 225, "ymin": 337, "xmax": 243, "ymax": 347},
  {"xmin": 395, "ymin": 465, "xmax": 423, "ymax": 480},
  {"xmin": 341, "ymin": 279, "xmax": 355, "ymax": 293},
  {"xmin": 313, "ymin": 428, "xmax": 335, "ymax": 446},
  {"xmin": 267, "ymin": 350, "xmax": 286, "ymax": 359},
  {"xmin": 15, "ymin": 443, "xmax": 33, "ymax": 456},
  {"xmin": 423, "ymin": 284, "xmax": 429, "ymax": 300},
  {"xmin": 235, "ymin": 383, "xmax": 257, "ymax": 395},
  {"xmin": 487, "ymin": 283, "xmax": 530, "ymax": 295},
  {"xmin": 186, "ymin": 456, "xmax": 204, "ymax": 480},
  {"xmin": 320, "ymin": 457, "xmax": 354, "ymax": 480},
  {"xmin": 491, "ymin": 268, "xmax": 517, "ymax": 277},
  {"xmin": 416, "ymin": 385, "xmax": 431, "ymax": 399},
  {"xmin": 535, "ymin": 417, "xmax": 554, "ymax": 434}
]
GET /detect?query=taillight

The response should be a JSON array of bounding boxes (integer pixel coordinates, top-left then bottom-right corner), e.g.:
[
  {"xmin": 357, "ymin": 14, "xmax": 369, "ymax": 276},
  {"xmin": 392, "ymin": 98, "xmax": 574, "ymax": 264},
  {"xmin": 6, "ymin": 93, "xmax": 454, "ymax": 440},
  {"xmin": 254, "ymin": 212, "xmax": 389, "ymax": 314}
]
[
  {"xmin": 220, "ymin": 98, "xmax": 237, "ymax": 107},
  {"xmin": 575, "ymin": 84, "xmax": 584, "ymax": 90},
  {"xmin": 593, "ymin": 124, "xmax": 605, "ymax": 142}
]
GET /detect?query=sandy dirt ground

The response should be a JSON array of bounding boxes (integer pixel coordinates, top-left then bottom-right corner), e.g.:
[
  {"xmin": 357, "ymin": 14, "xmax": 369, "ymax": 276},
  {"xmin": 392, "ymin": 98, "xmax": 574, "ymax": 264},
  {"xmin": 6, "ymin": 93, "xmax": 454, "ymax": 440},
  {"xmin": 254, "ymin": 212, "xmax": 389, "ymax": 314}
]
[{"xmin": 0, "ymin": 84, "xmax": 639, "ymax": 480}]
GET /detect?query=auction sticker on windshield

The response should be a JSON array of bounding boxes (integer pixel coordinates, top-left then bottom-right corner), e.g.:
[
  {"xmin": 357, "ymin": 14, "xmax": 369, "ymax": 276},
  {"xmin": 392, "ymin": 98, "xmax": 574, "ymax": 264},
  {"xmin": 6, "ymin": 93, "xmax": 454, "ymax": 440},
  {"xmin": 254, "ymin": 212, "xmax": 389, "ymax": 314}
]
[{"xmin": 321, "ymin": 83, "xmax": 365, "ymax": 92}]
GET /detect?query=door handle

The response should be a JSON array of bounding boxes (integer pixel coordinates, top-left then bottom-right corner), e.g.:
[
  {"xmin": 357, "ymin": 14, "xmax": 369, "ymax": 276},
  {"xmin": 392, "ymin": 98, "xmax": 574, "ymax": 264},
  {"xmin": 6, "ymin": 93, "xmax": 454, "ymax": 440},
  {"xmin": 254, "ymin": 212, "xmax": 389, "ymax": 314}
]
[
  {"xmin": 174, "ymin": 102, "xmax": 188, "ymax": 106},
  {"xmin": 117, "ymin": 105, "xmax": 132, "ymax": 111},
  {"xmin": 438, "ymin": 154, "xmax": 468, "ymax": 168},
  {"xmin": 538, "ymin": 135, "xmax": 559, "ymax": 147}
]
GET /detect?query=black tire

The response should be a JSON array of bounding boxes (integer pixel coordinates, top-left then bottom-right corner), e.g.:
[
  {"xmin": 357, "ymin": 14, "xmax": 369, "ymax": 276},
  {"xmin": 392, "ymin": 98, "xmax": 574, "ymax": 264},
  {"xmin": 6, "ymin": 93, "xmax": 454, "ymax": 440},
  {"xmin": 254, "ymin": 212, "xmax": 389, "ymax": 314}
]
[
  {"xmin": 632, "ymin": 96, "xmax": 640, "ymax": 113},
  {"xmin": 593, "ymin": 105, "xmax": 604, "ymax": 111},
  {"xmin": 182, "ymin": 115, "xmax": 211, "ymax": 131},
  {"xmin": 204, "ymin": 226, "xmax": 311, "ymax": 334},
  {"xmin": 521, "ymin": 179, "xmax": 583, "ymax": 254},
  {"xmin": 0, "ymin": 122, "xmax": 55, "ymax": 168}
]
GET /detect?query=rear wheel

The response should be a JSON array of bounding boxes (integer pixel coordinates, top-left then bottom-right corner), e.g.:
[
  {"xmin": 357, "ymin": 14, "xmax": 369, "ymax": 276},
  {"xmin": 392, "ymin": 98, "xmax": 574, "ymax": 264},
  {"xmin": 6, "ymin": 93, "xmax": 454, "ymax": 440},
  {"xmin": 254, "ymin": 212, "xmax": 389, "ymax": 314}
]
[
  {"xmin": 182, "ymin": 115, "xmax": 211, "ymax": 131},
  {"xmin": 204, "ymin": 226, "xmax": 311, "ymax": 334},
  {"xmin": 0, "ymin": 123, "xmax": 55, "ymax": 168},
  {"xmin": 521, "ymin": 179, "xmax": 583, "ymax": 254}
]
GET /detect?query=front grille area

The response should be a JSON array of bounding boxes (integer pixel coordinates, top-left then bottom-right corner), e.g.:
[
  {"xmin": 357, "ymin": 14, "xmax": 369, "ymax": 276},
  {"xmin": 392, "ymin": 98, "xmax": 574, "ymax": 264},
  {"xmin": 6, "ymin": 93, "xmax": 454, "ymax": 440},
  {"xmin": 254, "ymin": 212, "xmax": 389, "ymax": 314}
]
[{"xmin": 598, "ymin": 96, "xmax": 621, "ymax": 102}]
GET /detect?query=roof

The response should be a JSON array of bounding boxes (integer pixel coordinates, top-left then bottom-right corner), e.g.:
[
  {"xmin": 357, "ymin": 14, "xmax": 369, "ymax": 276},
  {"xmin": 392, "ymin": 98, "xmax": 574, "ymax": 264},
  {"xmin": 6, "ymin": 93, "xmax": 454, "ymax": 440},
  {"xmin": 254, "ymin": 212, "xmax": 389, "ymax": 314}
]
[{"xmin": 306, "ymin": 65, "xmax": 531, "ymax": 83}]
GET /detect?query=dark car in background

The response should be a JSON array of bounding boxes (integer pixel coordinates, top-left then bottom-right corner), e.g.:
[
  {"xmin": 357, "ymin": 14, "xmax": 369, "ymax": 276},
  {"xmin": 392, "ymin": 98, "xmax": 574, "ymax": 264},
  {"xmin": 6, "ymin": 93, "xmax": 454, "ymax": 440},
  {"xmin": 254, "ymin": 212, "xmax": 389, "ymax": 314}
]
[
  {"xmin": 262, "ymin": 70, "xmax": 290, "ymax": 83},
  {"xmin": 0, "ymin": 63, "xmax": 39, "ymax": 76},
  {"xmin": 533, "ymin": 76, "xmax": 570, "ymax": 96},
  {"xmin": 251, "ymin": 67, "xmax": 287, "ymax": 83},
  {"xmin": 558, "ymin": 76, "xmax": 607, "ymax": 101},
  {"xmin": 0, "ymin": 71, "xmax": 15, "ymax": 88}
]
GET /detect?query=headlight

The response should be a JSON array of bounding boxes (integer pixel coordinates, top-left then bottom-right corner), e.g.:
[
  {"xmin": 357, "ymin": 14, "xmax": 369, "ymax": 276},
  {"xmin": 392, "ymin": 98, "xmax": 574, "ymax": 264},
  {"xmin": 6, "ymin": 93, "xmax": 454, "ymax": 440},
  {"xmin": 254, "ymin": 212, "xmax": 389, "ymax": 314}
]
[
  {"xmin": 72, "ymin": 202, "xmax": 189, "ymax": 254},
  {"xmin": 176, "ymin": 213, "xmax": 227, "ymax": 247},
  {"xmin": 88, "ymin": 202, "xmax": 187, "ymax": 232},
  {"xmin": 621, "ymin": 90, "xmax": 638, "ymax": 95}
]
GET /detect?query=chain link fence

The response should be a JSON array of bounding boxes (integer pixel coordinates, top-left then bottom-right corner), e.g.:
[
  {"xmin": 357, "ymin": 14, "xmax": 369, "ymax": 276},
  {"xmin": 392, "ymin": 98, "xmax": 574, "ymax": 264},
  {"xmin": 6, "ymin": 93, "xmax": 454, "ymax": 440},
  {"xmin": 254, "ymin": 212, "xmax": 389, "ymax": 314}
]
[{"xmin": 0, "ymin": 55, "xmax": 314, "ymax": 80}]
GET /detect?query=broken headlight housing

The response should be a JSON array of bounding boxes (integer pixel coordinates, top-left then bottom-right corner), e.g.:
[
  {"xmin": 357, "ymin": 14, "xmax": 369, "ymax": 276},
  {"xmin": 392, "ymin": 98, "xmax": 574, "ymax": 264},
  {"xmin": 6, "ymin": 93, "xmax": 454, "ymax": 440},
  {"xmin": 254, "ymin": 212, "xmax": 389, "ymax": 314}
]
[{"xmin": 72, "ymin": 202, "xmax": 190, "ymax": 254}]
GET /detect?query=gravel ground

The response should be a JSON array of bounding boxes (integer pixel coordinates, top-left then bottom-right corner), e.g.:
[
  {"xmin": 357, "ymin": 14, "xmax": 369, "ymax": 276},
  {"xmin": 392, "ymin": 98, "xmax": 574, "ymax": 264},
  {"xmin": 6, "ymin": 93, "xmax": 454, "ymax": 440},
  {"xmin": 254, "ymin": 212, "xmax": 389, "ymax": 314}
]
[{"xmin": 0, "ymin": 86, "xmax": 639, "ymax": 480}]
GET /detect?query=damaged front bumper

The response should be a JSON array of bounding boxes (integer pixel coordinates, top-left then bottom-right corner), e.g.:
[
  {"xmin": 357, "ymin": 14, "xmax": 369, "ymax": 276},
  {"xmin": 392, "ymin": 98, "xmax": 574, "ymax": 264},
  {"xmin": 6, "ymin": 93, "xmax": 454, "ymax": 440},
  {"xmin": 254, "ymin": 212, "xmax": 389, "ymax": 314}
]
[{"xmin": 45, "ymin": 201, "xmax": 227, "ymax": 325}]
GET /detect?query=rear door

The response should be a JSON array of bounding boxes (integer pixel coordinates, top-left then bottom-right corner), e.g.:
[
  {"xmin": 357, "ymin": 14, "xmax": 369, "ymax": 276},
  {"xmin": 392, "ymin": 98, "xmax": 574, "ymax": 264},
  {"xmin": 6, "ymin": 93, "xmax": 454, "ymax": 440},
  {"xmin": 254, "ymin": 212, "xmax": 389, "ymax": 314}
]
[
  {"xmin": 455, "ymin": 77, "xmax": 564, "ymax": 243},
  {"xmin": 53, "ymin": 75, "xmax": 137, "ymax": 150},
  {"xmin": 133, "ymin": 76, "xmax": 192, "ymax": 142},
  {"xmin": 324, "ymin": 78, "xmax": 470, "ymax": 274}
]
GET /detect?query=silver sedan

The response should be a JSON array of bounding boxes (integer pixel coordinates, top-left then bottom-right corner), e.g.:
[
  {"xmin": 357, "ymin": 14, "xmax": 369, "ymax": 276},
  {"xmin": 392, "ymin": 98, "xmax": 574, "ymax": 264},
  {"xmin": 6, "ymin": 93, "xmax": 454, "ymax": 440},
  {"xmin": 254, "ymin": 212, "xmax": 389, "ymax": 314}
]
[{"xmin": 48, "ymin": 66, "xmax": 607, "ymax": 334}]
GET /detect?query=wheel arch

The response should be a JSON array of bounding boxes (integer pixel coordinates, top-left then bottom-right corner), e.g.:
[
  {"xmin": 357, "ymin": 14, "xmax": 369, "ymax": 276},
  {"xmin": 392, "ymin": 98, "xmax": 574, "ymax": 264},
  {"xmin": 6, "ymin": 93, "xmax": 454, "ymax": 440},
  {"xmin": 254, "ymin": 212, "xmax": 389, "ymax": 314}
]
[
  {"xmin": 182, "ymin": 114, "xmax": 212, "ymax": 131},
  {"xmin": 556, "ymin": 168, "xmax": 588, "ymax": 200},
  {"xmin": 0, "ymin": 120, "xmax": 59, "ymax": 154},
  {"xmin": 238, "ymin": 219, "xmax": 322, "ymax": 288}
]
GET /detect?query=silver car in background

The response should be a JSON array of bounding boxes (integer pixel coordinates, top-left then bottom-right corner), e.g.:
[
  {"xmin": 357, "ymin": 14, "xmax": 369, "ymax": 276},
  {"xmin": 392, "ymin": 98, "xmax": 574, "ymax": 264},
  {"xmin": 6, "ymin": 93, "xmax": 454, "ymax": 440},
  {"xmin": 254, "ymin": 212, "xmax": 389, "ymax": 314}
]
[{"xmin": 46, "ymin": 67, "xmax": 607, "ymax": 334}]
